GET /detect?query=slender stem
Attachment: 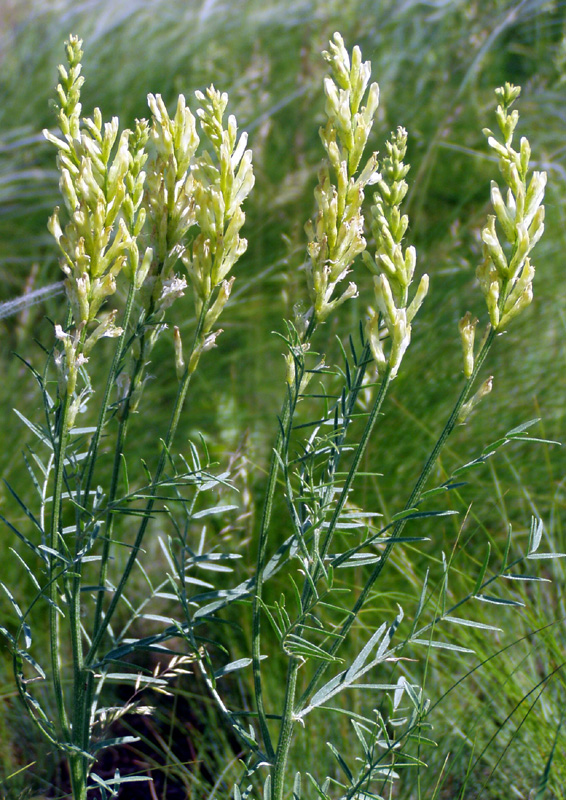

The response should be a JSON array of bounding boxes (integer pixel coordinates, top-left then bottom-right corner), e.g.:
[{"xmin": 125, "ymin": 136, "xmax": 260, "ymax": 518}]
[
  {"xmin": 81, "ymin": 281, "xmax": 178, "ymax": 762},
  {"xmin": 68, "ymin": 757, "xmax": 87, "ymax": 800},
  {"xmin": 318, "ymin": 363, "xmax": 392, "ymax": 570},
  {"xmin": 250, "ymin": 314, "xmax": 318, "ymax": 761},
  {"xmin": 411, "ymin": 553, "xmax": 525, "ymax": 644},
  {"xmin": 258, "ymin": 331, "xmax": 377, "ymax": 795},
  {"xmin": 84, "ymin": 303, "xmax": 209, "ymax": 667},
  {"xmin": 48, "ymin": 392, "xmax": 91, "ymax": 799},
  {"xmin": 270, "ymin": 361, "xmax": 393, "ymax": 798},
  {"xmin": 271, "ymin": 656, "xmax": 300, "ymax": 800},
  {"xmin": 298, "ymin": 326, "xmax": 497, "ymax": 709},
  {"xmin": 74, "ymin": 284, "xmax": 137, "ymax": 759},
  {"xmin": 91, "ymin": 296, "xmax": 149, "ymax": 642},
  {"xmin": 251, "ymin": 399, "xmax": 289, "ymax": 762},
  {"xmin": 77, "ymin": 415, "xmax": 129, "ymax": 761},
  {"xmin": 80, "ymin": 282, "xmax": 137, "ymax": 501},
  {"xmin": 69, "ymin": 585, "xmax": 87, "ymax": 792},
  {"xmin": 396, "ymin": 327, "xmax": 495, "ymax": 514},
  {"xmin": 48, "ymin": 394, "xmax": 71, "ymax": 741},
  {"xmin": 85, "ymin": 367, "xmax": 192, "ymax": 663},
  {"xmin": 92, "ymin": 414, "xmax": 128, "ymax": 634}
]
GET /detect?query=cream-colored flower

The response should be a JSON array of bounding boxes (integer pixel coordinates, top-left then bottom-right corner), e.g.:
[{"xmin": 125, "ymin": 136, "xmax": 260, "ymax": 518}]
[
  {"xmin": 477, "ymin": 84, "xmax": 546, "ymax": 330},
  {"xmin": 304, "ymin": 33, "xmax": 380, "ymax": 327},
  {"xmin": 363, "ymin": 127, "xmax": 428, "ymax": 378}
]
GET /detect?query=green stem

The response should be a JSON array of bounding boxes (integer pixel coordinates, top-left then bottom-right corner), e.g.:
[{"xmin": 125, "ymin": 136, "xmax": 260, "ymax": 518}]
[
  {"xmin": 270, "ymin": 361, "xmax": 392, "ymax": 799},
  {"xmin": 85, "ymin": 367, "xmax": 192, "ymax": 664},
  {"xmin": 49, "ymin": 394, "xmax": 71, "ymax": 739},
  {"xmin": 74, "ymin": 283, "xmax": 137, "ymax": 759},
  {"xmin": 80, "ymin": 282, "xmax": 137, "ymax": 503},
  {"xmin": 271, "ymin": 656, "xmax": 300, "ymax": 800},
  {"xmin": 395, "ymin": 326, "xmax": 495, "ymax": 514},
  {"xmin": 80, "ymin": 326, "xmax": 155, "ymax": 748},
  {"xmin": 318, "ymin": 363, "xmax": 392, "ymax": 569},
  {"xmin": 69, "ymin": 586, "xmax": 87, "ymax": 793},
  {"xmin": 250, "ymin": 313, "xmax": 319, "ymax": 762},
  {"xmin": 411, "ymin": 553, "xmax": 524, "ymax": 644},
  {"xmin": 251, "ymin": 400, "xmax": 289, "ymax": 762},
  {"xmin": 48, "ymin": 392, "xmax": 87, "ymax": 794},
  {"xmin": 298, "ymin": 326, "xmax": 497, "ymax": 710},
  {"xmin": 257, "ymin": 329, "xmax": 376, "ymax": 795},
  {"xmin": 68, "ymin": 759, "xmax": 87, "ymax": 800},
  {"xmin": 84, "ymin": 303, "xmax": 209, "ymax": 667},
  {"xmin": 90, "ymin": 288, "xmax": 154, "ymax": 646},
  {"xmin": 90, "ymin": 300, "xmax": 149, "ymax": 645}
]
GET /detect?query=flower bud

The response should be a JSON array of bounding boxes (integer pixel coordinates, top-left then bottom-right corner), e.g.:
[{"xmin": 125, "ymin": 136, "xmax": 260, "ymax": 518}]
[
  {"xmin": 506, "ymin": 221, "xmax": 529, "ymax": 280},
  {"xmin": 403, "ymin": 245, "xmax": 417, "ymax": 287},
  {"xmin": 486, "ymin": 280, "xmax": 500, "ymax": 329},
  {"xmin": 490, "ymin": 182, "xmax": 515, "ymax": 242},
  {"xmin": 389, "ymin": 309, "xmax": 411, "ymax": 378},
  {"xmin": 374, "ymin": 274, "xmax": 396, "ymax": 324},
  {"xmin": 458, "ymin": 377, "xmax": 493, "ymax": 423},
  {"xmin": 48, "ymin": 208, "xmax": 65, "ymax": 248},
  {"xmin": 524, "ymin": 171, "xmax": 547, "ymax": 228},
  {"xmin": 519, "ymin": 136, "xmax": 531, "ymax": 177},
  {"xmin": 495, "ymin": 83, "xmax": 521, "ymax": 108},
  {"xmin": 481, "ymin": 216, "xmax": 508, "ymax": 276},
  {"xmin": 365, "ymin": 310, "xmax": 387, "ymax": 373},
  {"xmin": 458, "ymin": 312, "xmax": 479, "ymax": 378},
  {"xmin": 75, "ymin": 272, "xmax": 91, "ymax": 324},
  {"xmin": 499, "ymin": 283, "xmax": 533, "ymax": 328},
  {"xmin": 84, "ymin": 309, "xmax": 123, "ymax": 355},
  {"xmin": 173, "ymin": 326, "xmax": 185, "ymax": 380},
  {"xmin": 406, "ymin": 273, "xmax": 429, "ymax": 323},
  {"xmin": 204, "ymin": 276, "xmax": 235, "ymax": 332},
  {"xmin": 134, "ymin": 247, "xmax": 153, "ymax": 289}
]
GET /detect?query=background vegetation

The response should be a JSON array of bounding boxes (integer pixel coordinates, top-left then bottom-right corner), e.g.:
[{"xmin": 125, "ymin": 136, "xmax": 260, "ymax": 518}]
[{"xmin": 0, "ymin": 0, "xmax": 565, "ymax": 797}]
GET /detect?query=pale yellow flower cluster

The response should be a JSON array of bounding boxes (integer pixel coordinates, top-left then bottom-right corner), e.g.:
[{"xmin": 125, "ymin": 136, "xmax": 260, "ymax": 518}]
[
  {"xmin": 144, "ymin": 92, "xmax": 199, "ymax": 305},
  {"xmin": 45, "ymin": 36, "xmax": 141, "ymax": 415},
  {"xmin": 303, "ymin": 32, "xmax": 380, "ymax": 328},
  {"xmin": 477, "ymin": 83, "xmax": 546, "ymax": 331},
  {"xmin": 459, "ymin": 83, "xmax": 546, "ymax": 383},
  {"xmin": 363, "ymin": 128, "xmax": 429, "ymax": 378},
  {"xmin": 45, "ymin": 36, "xmax": 255, "ymax": 412},
  {"xmin": 182, "ymin": 85, "xmax": 255, "ymax": 375}
]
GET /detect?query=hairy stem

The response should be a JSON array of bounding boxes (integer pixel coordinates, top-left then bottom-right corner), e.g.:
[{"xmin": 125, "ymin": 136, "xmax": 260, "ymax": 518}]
[{"xmin": 271, "ymin": 655, "xmax": 300, "ymax": 800}]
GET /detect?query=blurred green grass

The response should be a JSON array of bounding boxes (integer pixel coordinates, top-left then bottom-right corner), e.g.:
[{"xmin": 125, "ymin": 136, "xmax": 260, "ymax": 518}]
[{"xmin": 1, "ymin": 0, "xmax": 566, "ymax": 797}]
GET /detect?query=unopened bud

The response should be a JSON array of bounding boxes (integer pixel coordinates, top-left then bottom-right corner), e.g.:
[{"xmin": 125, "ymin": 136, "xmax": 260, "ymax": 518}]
[
  {"xmin": 406, "ymin": 273, "xmax": 429, "ymax": 323},
  {"xmin": 458, "ymin": 376, "xmax": 493, "ymax": 423},
  {"xmin": 389, "ymin": 309, "xmax": 411, "ymax": 378},
  {"xmin": 486, "ymin": 280, "xmax": 500, "ymax": 329},
  {"xmin": 482, "ymin": 216, "xmax": 508, "ymax": 277},
  {"xmin": 365, "ymin": 310, "xmax": 387, "ymax": 373},
  {"xmin": 173, "ymin": 326, "xmax": 185, "ymax": 380},
  {"xmin": 204, "ymin": 276, "xmax": 235, "ymax": 332},
  {"xmin": 134, "ymin": 247, "xmax": 153, "ymax": 289},
  {"xmin": 458, "ymin": 312, "xmax": 479, "ymax": 379}
]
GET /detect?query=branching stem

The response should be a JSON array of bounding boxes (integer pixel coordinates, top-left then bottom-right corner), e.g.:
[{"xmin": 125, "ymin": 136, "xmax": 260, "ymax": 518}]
[
  {"xmin": 84, "ymin": 301, "xmax": 210, "ymax": 666},
  {"xmin": 298, "ymin": 326, "xmax": 497, "ymax": 710}
]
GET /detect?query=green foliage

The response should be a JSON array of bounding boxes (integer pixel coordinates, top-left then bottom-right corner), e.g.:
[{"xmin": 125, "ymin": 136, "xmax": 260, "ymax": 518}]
[{"xmin": 1, "ymin": 3, "xmax": 566, "ymax": 800}]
